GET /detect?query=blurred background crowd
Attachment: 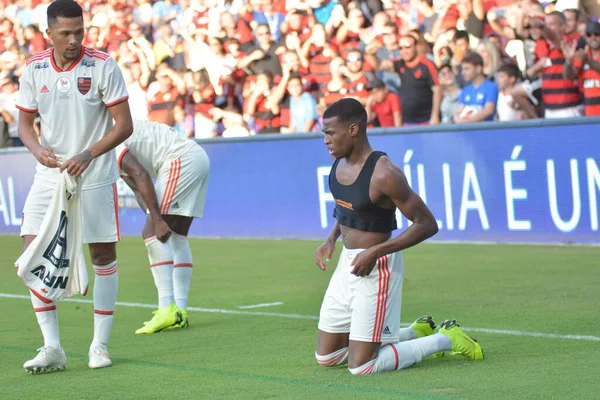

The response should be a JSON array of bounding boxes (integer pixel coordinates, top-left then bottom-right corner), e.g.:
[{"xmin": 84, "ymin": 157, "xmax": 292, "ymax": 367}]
[{"xmin": 1, "ymin": 0, "xmax": 599, "ymax": 146}]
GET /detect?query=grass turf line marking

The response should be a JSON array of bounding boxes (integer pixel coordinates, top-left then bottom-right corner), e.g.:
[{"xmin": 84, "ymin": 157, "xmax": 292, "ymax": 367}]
[
  {"xmin": 1, "ymin": 345, "xmax": 461, "ymax": 400},
  {"xmin": 2, "ymin": 293, "xmax": 599, "ymax": 342},
  {"xmin": 237, "ymin": 302, "xmax": 284, "ymax": 309}
]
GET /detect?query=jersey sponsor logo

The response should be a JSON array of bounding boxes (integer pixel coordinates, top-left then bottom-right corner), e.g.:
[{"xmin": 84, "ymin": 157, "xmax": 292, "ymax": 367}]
[
  {"xmin": 57, "ymin": 77, "xmax": 71, "ymax": 93},
  {"xmin": 171, "ymin": 201, "xmax": 180, "ymax": 209},
  {"xmin": 33, "ymin": 61, "xmax": 50, "ymax": 70},
  {"xmin": 414, "ymin": 68, "xmax": 422, "ymax": 79},
  {"xmin": 40, "ymin": 85, "xmax": 50, "ymax": 93},
  {"xmin": 77, "ymin": 77, "xmax": 92, "ymax": 95},
  {"xmin": 382, "ymin": 326, "xmax": 391, "ymax": 335},
  {"xmin": 81, "ymin": 59, "xmax": 96, "ymax": 68},
  {"xmin": 335, "ymin": 198, "xmax": 354, "ymax": 210},
  {"xmin": 583, "ymin": 79, "xmax": 600, "ymax": 89}
]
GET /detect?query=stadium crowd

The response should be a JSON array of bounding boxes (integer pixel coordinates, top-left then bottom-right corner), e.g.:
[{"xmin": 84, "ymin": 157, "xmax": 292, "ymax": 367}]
[{"xmin": 0, "ymin": 0, "xmax": 599, "ymax": 145}]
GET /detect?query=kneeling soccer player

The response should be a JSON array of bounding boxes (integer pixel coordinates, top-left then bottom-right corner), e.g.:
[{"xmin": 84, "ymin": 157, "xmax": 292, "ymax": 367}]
[
  {"xmin": 314, "ymin": 99, "xmax": 484, "ymax": 375},
  {"xmin": 117, "ymin": 119, "xmax": 210, "ymax": 333}
]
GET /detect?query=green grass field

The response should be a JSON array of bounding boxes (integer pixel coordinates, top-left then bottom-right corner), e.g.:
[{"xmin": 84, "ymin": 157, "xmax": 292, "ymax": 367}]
[{"xmin": 0, "ymin": 235, "xmax": 599, "ymax": 400}]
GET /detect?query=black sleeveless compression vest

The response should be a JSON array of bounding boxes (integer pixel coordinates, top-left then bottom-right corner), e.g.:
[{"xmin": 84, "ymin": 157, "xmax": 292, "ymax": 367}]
[{"xmin": 329, "ymin": 151, "xmax": 398, "ymax": 233}]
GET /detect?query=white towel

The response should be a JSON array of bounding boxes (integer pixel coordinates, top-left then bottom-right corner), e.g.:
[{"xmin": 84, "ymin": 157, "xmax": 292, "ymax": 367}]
[{"xmin": 16, "ymin": 171, "xmax": 88, "ymax": 301}]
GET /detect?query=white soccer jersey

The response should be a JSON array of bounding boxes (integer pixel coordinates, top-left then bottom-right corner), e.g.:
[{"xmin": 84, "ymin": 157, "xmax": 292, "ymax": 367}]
[
  {"xmin": 16, "ymin": 47, "xmax": 129, "ymax": 190},
  {"xmin": 116, "ymin": 119, "xmax": 197, "ymax": 178}
]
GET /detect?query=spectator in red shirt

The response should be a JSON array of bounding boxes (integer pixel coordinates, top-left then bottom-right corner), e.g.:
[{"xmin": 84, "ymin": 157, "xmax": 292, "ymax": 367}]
[{"xmin": 366, "ymin": 78, "xmax": 402, "ymax": 127}]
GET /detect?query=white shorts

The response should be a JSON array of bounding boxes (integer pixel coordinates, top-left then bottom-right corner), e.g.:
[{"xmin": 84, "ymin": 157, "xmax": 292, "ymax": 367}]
[
  {"xmin": 318, "ymin": 247, "xmax": 404, "ymax": 344},
  {"xmin": 156, "ymin": 145, "xmax": 209, "ymax": 218},
  {"xmin": 21, "ymin": 176, "xmax": 120, "ymax": 244},
  {"xmin": 544, "ymin": 105, "xmax": 584, "ymax": 119}
]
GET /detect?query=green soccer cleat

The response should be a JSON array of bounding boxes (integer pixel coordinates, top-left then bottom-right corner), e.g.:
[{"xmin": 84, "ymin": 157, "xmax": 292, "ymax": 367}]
[
  {"xmin": 411, "ymin": 315, "xmax": 444, "ymax": 358},
  {"xmin": 165, "ymin": 308, "xmax": 189, "ymax": 330},
  {"xmin": 439, "ymin": 319, "xmax": 484, "ymax": 361},
  {"xmin": 135, "ymin": 303, "xmax": 182, "ymax": 334}
]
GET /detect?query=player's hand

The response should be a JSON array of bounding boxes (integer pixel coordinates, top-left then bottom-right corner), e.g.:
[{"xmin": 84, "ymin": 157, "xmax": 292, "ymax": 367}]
[
  {"xmin": 315, "ymin": 240, "xmax": 336, "ymax": 271},
  {"xmin": 33, "ymin": 147, "xmax": 61, "ymax": 168},
  {"xmin": 350, "ymin": 248, "xmax": 378, "ymax": 277},
  {"xmin": 60, "ymin": 149, "xmax": 93, "ymax": 177},
  {"xmin": 154, "ymin": 219, "xmax": 172, "ymax": 243}
]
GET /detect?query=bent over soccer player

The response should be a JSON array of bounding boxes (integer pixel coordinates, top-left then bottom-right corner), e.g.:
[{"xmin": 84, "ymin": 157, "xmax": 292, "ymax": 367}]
[
  {"xmin": 116, "ymin": 119, "xmax": 210, "ymax": 333},
  {"xmin": 16, "ymin": 0, "xmax": 133, "ymax": 372},
  {"xmin": 314, "ymin": 98, "xmax": 483, "ymax": 375}
]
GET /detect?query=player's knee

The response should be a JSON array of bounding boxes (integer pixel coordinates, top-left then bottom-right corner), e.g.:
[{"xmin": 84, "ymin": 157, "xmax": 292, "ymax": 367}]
[
  {"xmin": 89, "ymin": 243, "xmax": 117, "ymax": 265},
  {"xmin": 315, "ymin": 347, "xmax": 349, "ymax": 368},
  {"xmin": 348, "ymin": 360, "xmax": 376, "ymax": 375}
]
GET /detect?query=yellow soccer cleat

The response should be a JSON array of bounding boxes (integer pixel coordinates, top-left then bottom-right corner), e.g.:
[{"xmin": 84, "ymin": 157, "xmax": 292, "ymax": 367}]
[
  {"xmin": 135, "ymin": 303, "xmax": 182, "ymax": 334},
  {"xmin": 165, "ymin": 308, "xmax": 189, "ymax": 330},
  {"xmin": 439, "ymin": 319, "xmax": 484, "ymax": 361},
  {"xmin": 411, "ymin": 315, "xmax": 436, "ymax": 338},
  {"xmin": 411, "ymin": 315, "xmax": 444, "ymax": 358}
]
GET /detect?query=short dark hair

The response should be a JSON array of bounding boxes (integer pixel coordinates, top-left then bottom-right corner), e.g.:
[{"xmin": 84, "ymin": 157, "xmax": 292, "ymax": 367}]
[
  {"xmin": 453, "ymin": 30, "xmax": 470, "ymax": 43},
  {"xmin": 548, "ymin": 11, "xmax": 566, "ymax": 24},
  {"xmin": 562, "ymin": 8, "xmax": 580, "ymax": 20},
  {"xmin": 498, "ymin": 63, "xmax": 521, "ymax": 80},
  {"xmin": 323, "ymin": 98, "xmax": 367, "ymax": 134},
  {"xmin": 47, "ymin": 0, "xmax": 83, "ymax": 27},
  {"xmin": 462, "ymin": 51, "xmax": 484, "ymax": 67}
]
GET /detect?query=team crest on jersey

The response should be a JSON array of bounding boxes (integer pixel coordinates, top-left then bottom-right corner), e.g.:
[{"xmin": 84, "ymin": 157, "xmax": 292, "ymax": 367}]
[
  {"xmin": 57, "ymin": 77, "xmax": 71, "ymax": 93},
  {"xmin": 77, "ymin": 77, "xmax": 92, "ymax": 95}
]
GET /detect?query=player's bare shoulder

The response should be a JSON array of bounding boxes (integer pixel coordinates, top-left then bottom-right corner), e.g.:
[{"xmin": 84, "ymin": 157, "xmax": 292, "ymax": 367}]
[{"xmin": 371, "ymin": 154, "xmax": 411, "ymax": 197}]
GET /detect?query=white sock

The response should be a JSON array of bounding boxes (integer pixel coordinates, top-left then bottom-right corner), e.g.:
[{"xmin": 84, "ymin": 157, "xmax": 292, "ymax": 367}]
[
  {"xmin": 30, "ymin": 290, "xmax": 61, "ymax": 349},
  {"xmin": 91, "ymin": 261, "xmax": 118, "ymax": 351},
  {"xmin": 145, "ymin": 237, "xmax": 175, "ymax": 308},
  {"xmin": 348, "ymin": 334, "xmax": 452, "ymax": 375},
  {"xmin": 170, "ymin": 234, "xmax": 193, "ymax": 310},
  {"xmin": 315, "ymin": 347, "xmax": 349, "ymax": 367},
  {"xmin": 398, "ymin": 326, "xmax": 417, "ymax": 342}
]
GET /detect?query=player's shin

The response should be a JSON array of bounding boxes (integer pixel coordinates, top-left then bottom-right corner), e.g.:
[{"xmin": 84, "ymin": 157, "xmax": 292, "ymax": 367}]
[
  {"xmin": 91, "ymin": 261, "xmax": 118, "ymax": 350},
  {"xmin": 170, "ymin": 234, "xmax": 193, "ymax": 310},
  {"xmin": 30, "ymin": 291, "xmax": 61, "ymax": 349},
  {"xmin": 145, "ymin": 237, "xmax": 175, "ymax": 308},
  {"xmin": 348, "ymin": 335, "xmax": 452, "ymax": 375}
]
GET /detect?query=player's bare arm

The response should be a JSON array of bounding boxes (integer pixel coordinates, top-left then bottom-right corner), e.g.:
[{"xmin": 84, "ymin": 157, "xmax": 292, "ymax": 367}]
[
  {"xmin": 120, "ymin": 151, "xmax": 171, "ymax": 243},
  {"xmin": 18, "ymin": 110, "xmax": 61, "ymax": 168},
  {"xmin": 60, "ymin": 101, "xmax": 133, "ymax": 177},
  {"xmin": 315, "ymin": 221, "xmax": 341, "ymax": 271},
  {"xmin": 350, "ymin": 157, "xmax": 438, "ymax": 277}
]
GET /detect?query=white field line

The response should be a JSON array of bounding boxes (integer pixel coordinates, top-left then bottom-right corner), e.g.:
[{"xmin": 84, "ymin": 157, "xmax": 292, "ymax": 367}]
[
  {"xmin": 237, "ymin": 302, "xmax": 284, "ymax": 309},
  {"xmin": 2, "ymin": 293, "xmax": 599, "ymax": 342}
]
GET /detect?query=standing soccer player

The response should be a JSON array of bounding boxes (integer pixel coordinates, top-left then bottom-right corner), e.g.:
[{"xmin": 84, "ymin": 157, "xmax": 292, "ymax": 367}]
[
  {"xmin": 16, "ymin": 0, "xmax": 133, "ymax": 372},
  {"xmin": 116, "ymin": 119, "xmax": 210, "ymax": 333},
  {"xmin": 315, "ymin": 98, "xmax": 483, "ymax": 375}
]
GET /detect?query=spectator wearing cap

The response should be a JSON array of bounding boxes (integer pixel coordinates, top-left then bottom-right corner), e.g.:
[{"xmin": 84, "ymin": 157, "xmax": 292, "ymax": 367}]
[
  {"xmin": 453, "ymin": 52, "xmax": 498, "ymax": 123},
  {"xmin": 380, "ymin": 35, "xmax": 442, "ymax": 125},
  {"xmin": 564, "ymin": 21, "xmax": 600, "ymax": 116},
  {"xmin": 365, "ymin": 78, "xmax": 402, "ymax": 128}
]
